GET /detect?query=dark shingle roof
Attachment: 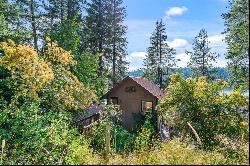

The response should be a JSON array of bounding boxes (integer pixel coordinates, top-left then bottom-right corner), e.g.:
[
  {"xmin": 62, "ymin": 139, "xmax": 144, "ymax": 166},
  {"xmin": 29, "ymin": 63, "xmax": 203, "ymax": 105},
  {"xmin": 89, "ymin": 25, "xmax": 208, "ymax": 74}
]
[
  {"xmin": 102, "ymin": 76, "xmax": 164, "ymax": 100},
  {"xmin": 73, "ymin": 103, "xmax": 103, "ymax": 122},
  {"xmin": 131, "ymin": 77, "xmax": 164, "ymax": 99}
]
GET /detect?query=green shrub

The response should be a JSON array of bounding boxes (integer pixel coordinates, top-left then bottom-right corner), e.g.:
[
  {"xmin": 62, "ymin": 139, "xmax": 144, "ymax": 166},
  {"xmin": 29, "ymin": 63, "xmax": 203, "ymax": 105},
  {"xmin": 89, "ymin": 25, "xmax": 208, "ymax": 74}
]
[
  {"xmin": 0, "ymin": 101, "xmax": 94, "ymax": 165},
  {"xmin": 157, "ymin": 73, "xmax": 249, "ymax": 148},
  {"xmin": 88, "ymin": 105, "xmax": 134, "ymax": 154},
  {"xmin": 134, "ymin": 111, "xmax": 160, "ymax": 152},
  {"xmin": 106, "ymin": 138, "xmax": 248, "ymax": 165}
]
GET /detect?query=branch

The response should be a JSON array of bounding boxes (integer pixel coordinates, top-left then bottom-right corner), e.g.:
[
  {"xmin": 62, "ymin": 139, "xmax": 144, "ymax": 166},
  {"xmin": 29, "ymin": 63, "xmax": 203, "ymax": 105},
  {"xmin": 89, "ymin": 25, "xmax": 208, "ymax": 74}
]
[{"xmin": 187, "ymin": 122, "xmax": 202, "ymax": 145}]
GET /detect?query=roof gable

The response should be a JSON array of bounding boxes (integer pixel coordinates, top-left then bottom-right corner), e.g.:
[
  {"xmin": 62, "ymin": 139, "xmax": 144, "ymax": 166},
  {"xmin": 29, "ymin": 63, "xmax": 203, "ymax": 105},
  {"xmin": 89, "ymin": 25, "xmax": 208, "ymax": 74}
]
[{"xmin": 102, "ymin": 76, "xmax": 164, "ymax": 100}]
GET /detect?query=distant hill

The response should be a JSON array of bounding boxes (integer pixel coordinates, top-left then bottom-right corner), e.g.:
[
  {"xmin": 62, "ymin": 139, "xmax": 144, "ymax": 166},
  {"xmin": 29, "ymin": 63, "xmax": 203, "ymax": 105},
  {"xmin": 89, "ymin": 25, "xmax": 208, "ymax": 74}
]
[
  {"xmin": 128, "ymin": 67, "xmax": 229, "ymax": 80},
  {"xmin": 127, "ymin": 69, "xmax": 144, "ymax": 77}
]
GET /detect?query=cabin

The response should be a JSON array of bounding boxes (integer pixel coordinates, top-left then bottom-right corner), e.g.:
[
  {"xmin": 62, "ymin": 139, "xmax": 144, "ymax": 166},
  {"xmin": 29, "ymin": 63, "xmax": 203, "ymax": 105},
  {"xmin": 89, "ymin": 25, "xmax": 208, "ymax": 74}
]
[
  {"xmin": 73, "ymin": 102, "xmax": 103, "ymax": 136},
  {"xmin": 102, "ymin": 76, "xmax": 164, "ymax": 132}
]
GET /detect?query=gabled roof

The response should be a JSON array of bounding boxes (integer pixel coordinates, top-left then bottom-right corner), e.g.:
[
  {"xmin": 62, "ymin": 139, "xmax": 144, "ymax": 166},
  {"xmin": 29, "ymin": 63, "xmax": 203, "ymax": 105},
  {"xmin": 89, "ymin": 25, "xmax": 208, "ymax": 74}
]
[
  {"xmin": 73, "ymin": 103, "xmax": 103, "ymax": 123},
  {"xmin": 102, "ymin": 76, "xmax": 164, "ymax": 100}
]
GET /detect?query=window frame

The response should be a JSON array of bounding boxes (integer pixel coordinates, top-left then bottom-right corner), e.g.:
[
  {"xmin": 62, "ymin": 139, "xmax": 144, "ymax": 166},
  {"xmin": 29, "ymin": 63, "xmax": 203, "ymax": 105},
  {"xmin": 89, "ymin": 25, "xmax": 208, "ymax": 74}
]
[{"xmin": 141, "ymin": 100, "xmax": 153, "ymax": 114}]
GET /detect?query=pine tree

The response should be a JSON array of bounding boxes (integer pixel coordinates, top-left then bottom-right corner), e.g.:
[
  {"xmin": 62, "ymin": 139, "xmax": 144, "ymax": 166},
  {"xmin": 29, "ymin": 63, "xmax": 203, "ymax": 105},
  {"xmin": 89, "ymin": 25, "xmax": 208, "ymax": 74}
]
[
  {"xmin": 143, "ymin": 19, "xmax": 176, "ymax": 89},
  {"xmin": 44, "ymin": 0, "xmax": 85, "ymax": 51},
  {"xmin": 186, "ymin": 29, "xmax": 218, "ymax": 80},
  {"xmin": 108, "ymin": 0, "xmax": 128, "ymax": 86},
  {"xmin": 222, "ymin": 0, "xmax": 249, "ymax": 88},
  {"xmin": 86, "ymin": 0, "xmax": 128, "ymax": 87},
  {"xmin": 0, "ymin": 0, "xmax": 31, "ymax": 43},
  {"xmin": 86, "ymin": 0, "xmax": 109, "ymax": 76}
]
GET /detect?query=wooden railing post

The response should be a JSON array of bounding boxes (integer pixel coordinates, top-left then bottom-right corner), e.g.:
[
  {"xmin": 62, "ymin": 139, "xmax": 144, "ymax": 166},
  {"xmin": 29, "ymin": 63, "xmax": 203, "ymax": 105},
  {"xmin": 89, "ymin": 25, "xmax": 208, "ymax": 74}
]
[{"xmin": 104, "ymin": 123, "xmax": 111, "ymax": 164}]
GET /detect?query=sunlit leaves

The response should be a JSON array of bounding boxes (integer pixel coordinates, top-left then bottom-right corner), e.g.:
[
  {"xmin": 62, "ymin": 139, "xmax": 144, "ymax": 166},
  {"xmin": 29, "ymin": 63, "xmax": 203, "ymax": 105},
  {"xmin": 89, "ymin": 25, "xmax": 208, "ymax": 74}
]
[
  {"xmin": 42, "ymin": 38, "xmax": 96, "ymax": 110},
  {"xmin": 0, "ymin": 39, "xmax": 96, "ymax": 110},
  {"xmin": 0, "ymin": 39, "xmax": 54, "ymax": 100},
  {"xmin": 44, "ymin": 37, "xmax": 77, "ymax": 66},
  {"xmin": 158, "ymin": 73, "xmax": 249, "ymax": 147}
]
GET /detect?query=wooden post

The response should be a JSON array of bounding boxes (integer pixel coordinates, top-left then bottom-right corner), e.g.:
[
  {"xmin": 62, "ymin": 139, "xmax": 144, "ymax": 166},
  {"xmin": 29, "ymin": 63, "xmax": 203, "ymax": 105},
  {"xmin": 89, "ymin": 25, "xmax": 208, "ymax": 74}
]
[
  {"xmin": 104, "ymin": 123, "xmax": 111, "ymax": 164},
  {"xmin": 114, "ymin": 128, "xmax": 116, "ymax": 151},
  {"xmin": 1, "ymin": 140, "xmax": 5, "ymax": 165}
]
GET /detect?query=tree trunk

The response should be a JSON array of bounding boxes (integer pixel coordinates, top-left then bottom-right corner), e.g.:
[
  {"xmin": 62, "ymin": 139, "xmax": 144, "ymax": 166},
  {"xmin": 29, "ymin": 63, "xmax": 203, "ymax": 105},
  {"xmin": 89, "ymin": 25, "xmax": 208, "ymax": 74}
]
[
  {"xmin": 67, "ymin": 0, "xmax": 73, "ymax": 19},
  {"xmin": 60, "ymin": 0, "xmax": 64, "ymax": 21},
  {"xmin": 30, "ymin": 0, "xmax": 38, "ymax": 51},
  {"xmin": 97, "ymin": 1, "xmax": 104, "ymax": 76},
  {"xmin": 202, "ymin": 53, "xmax": 205, "ymax": 76},
  {"xmin": 166, "ymin": 67, "xmax": 169, "ymax": 87},
  {"xmin": 159, "ymin": 21, "xmax": 163, "ymax": 89},
  {"xmin": 112, "ymin": 0, "xmax": 117, "ymax": 87}
]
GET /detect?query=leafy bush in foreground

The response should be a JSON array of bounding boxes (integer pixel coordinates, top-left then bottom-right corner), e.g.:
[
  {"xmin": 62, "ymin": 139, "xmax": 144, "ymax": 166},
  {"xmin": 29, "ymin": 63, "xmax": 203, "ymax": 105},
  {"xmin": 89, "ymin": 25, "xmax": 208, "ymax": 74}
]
[
  {"xmin": 157, "ymin": 73, "xmax": 249, "ymax": 148},
  {"xmin": 106, "ymin": 138, "xmax": 248, "ymax": 165}
]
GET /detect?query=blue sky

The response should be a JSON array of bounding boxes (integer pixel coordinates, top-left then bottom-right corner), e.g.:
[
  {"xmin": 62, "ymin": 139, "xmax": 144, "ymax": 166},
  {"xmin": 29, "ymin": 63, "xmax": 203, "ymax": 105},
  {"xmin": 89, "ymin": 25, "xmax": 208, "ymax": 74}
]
[{"xmin": 123, "ymin": 0, "xmax": 229, "ymax": 71}]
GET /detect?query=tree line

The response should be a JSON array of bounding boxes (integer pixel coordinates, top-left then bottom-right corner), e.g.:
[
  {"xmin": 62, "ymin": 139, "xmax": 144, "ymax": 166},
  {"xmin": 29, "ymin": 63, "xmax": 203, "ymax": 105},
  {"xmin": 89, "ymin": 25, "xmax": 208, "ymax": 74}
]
[
  {"xmin": 0, "ymin": 0, "xmax": 128, "ymax": 95},
  {"xmin": 143, "ymin": 0, "xmax": 249, "ymax": 90}
]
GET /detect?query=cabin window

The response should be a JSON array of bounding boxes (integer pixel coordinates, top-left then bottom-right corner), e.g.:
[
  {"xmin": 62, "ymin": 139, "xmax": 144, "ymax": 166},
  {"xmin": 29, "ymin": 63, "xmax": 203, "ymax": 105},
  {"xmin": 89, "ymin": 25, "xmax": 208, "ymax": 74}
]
[
  {"xmin": 125, "ymin": 86, "xmax": 136, "ymax": 92},
  {"xmin": 141, "ymin": 101, "xmax": 153, "ymax": 113},
  {"xmin": 110, "ymin": 97, "xmax": 118, "ymax": 105}
]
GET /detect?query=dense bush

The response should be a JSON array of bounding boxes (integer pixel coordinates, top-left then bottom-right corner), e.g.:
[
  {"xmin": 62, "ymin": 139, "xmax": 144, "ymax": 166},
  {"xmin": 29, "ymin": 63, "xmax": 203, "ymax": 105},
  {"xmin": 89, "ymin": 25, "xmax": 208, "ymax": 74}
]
[
  {"xmin": 0, "ymin": 39, "xmax": 96, "ymax": 110},
  {"xmin": 88, "ymin": 105, "xmax": 134, "ymax": 154},
  {"xmin": 0, "ymin": 101, "xmax": 95, "ymax": 165},
  {"xmin": 0, "ymin": 40, "xmax": 97, "ymax": 165},
  {"xmin": 157, "ymin": 73, "xmax": 249, "ymax": 148},
  {"xmin": 106, "ymin": 138, "xmax": 248, "ymax": 165},
  {"xmin": 134, "ymin": 111, "xmax": 160, "ymax": 152}
]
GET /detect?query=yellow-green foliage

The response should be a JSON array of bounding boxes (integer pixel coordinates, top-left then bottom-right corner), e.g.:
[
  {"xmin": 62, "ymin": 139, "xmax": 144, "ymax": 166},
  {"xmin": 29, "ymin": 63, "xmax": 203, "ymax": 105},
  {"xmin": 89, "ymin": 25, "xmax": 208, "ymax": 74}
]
[
  {"xmin": 0, "ymin": 39, "xmax": 96, "ymax": 110},
  {"xmin": 104, "ymin": 139, "xmax": 248, "ymax": 165},
  {"xmin": 44, "ymin": 37, "xmax": 77, "ymax": 67},
  {"xmin": 65, "ymin": 138, "xmax": 103, "ymax": 165},
  {"xmin": 157, "ymin": 73, "xmax": 249, "ymax": 147},
  {"xmin": 0, "ymin": 39, "xmax": 54, "ymax": 100},
  {"xmin": 42, "ymin": 38, "xmax": 96, "ymax": 110}
]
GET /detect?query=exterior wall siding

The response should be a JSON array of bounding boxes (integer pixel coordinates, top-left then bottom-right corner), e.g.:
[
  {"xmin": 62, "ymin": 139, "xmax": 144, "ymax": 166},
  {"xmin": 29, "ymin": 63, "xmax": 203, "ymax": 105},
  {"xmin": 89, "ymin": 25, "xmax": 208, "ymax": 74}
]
[{"xmin": 106, "ymin": 78, "xmax": 158, "ymax": 131}]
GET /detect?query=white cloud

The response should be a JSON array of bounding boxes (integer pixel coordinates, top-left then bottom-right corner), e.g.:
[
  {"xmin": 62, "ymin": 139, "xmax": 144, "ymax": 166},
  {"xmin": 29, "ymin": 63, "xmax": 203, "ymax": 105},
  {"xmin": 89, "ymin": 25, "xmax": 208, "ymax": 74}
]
[
  {"xmin": 126, "ymin": 52, "xmax": 147, "ymax": 62},
  {"xmin": 175, "ymin": 52, "xmax": 228, "ymax": 68},
  {"xmin": 167, "ymin": 39, "xmax": 188, "ymax": 48},
  {"xmin": 208, "ymin": 34, "xmax": 225, "ymax": 46},
  {"xmin": 127, "ymin": 52, "xmax": 147, "ymax": 71},
  {"xmin": 166, "ymin": 6, "xmax": 188, "ymax": 17},
  {"xmin": 176, "ymin": 53, "xmax": 190, "ymax": 68}
]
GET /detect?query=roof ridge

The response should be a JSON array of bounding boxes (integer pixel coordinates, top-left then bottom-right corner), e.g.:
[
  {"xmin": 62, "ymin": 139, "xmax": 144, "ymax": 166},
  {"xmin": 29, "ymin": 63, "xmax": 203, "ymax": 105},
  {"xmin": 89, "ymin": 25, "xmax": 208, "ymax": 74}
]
[
  {"xmin": 130, "ymin": 77, "xmax": 164, "ymax": 99},
  {"xmin": 102, "ymin": 76, "xmax": 164, "ymax": 100}
]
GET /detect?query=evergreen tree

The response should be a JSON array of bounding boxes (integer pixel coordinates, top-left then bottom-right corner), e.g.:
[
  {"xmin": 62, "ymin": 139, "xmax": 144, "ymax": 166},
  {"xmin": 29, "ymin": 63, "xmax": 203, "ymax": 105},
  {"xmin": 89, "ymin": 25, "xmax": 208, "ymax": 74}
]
[
  {"xmin": 44, "ymin": 0, "xmax": 86, "ymax": 51},
  {"xmin": 86, "ymin": 0, "xmax": 128, "ymax": 87},
  {"xmin": 222, "ymin": 0, "xmax": 249, "ymax": 88},
  {"xmin": 0, "ymin": 0, "xmax": 31, "ymax": 43},
  {"xmin": 15, "ymin": 0, "xmax": 48, "ymax": 51},
  {"xmin": 143, "ymin": 19, "xmax": 176, "ymax": 89},
  {"xmin": 108, "ymin": 0, "xmax": 128, "ymax": 86},
  {"xmin": 86, "ymin": 0, "xmax": 110, "ymax": 76},
  {"xmin": 44, "ymin": 0, "xmax": 108, "ymax": 95},
  {"xmin": 186, "ymin": 29, "xmax": 218, "ymax": 80}
]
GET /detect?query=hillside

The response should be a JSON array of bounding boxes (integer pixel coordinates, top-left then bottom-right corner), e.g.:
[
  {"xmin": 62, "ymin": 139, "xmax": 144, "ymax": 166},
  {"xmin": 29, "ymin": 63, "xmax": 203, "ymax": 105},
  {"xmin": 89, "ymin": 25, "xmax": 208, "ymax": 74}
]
[{"xmin": 128, "ymin": 67, "xmax": 229, "ymax": 80}]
